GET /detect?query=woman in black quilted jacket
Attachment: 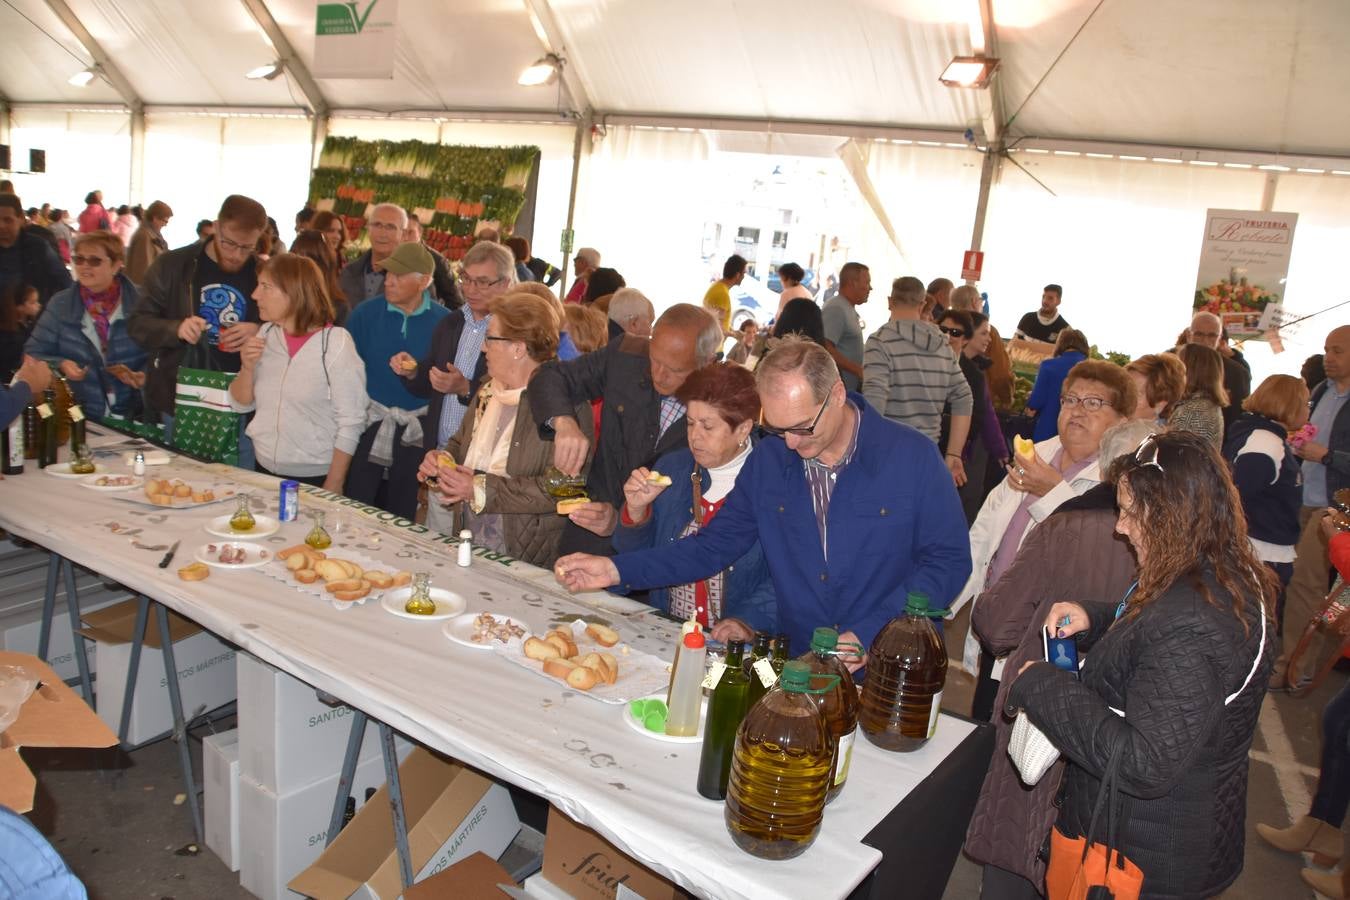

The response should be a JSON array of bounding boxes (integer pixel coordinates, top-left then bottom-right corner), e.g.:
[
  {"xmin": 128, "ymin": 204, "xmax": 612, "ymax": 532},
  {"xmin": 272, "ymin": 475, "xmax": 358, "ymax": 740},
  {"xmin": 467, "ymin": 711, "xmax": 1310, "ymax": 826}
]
[{"xmin": 1007, "ymin": 430, "xmax": 1275, "ymax": 899}]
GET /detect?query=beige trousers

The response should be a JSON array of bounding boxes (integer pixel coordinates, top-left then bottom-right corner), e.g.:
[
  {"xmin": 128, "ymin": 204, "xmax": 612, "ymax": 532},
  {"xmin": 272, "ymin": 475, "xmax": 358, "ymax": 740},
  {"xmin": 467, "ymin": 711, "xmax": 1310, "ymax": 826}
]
[{"xmin": 1279, "ymin": 505, "xmax": 1333, "ymax": 678}]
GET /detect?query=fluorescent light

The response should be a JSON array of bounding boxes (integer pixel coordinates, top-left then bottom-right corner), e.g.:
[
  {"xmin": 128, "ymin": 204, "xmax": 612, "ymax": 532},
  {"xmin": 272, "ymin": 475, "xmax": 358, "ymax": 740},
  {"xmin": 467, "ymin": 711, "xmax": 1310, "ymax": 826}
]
[
  {"xmin": 1118, "ymin": 155, "xmax": 1146, "ymax": 161},
  {"xmin": 1053, "ymin": 150, "xmax": 1080, "ymax": 156},
  {"xmin": 246, "ymin": 62, "xmax": 283, "ymax": 80},
  {"xmin": 1188, "ymin": 160, "xmax": 1219, "ymax": 166},
  {"xmin": 1258, "ymin": 164, "xmax": 1290, "ymax": 172},
  {"xmin": 1152, "ymin": 157, "xmax": 1183, "ymax": 164},
  {"xmin": 1223, "ymin": 163, "xmax": 1253, "ymax": 169},
  {"xmin": 1296, "ymin": 168, "xmax": 1325, "ymax": 174},
  {"xmin": 1085, "ymin": 152, "xmax": 1114, "ymax": 159},
  {"xmin": 939, "ymin": 56, "xmax": 1000, "ymax": 89},
  {"xmin": 68, "ymin": 67, "xmax": 96, "ymax": 87},
  {"xmin": 518, "ymin": 54, "xmax": 561, "ymax": 86},
  {"xmin": 1024, "ymin": 148, "xmax": 1049, "ymax": 154}
]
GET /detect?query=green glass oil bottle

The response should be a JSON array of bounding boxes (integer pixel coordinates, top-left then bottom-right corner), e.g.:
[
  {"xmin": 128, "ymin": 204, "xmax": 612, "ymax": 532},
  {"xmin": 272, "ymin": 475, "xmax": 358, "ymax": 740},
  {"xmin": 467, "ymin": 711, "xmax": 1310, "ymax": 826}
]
[
  {"xmin": 744, "ymin": 632, "xmax": 775, "ymax": 709},
  {"xmin": 696, "ymin": 639, "xmax": 751, "ymax": 800}
]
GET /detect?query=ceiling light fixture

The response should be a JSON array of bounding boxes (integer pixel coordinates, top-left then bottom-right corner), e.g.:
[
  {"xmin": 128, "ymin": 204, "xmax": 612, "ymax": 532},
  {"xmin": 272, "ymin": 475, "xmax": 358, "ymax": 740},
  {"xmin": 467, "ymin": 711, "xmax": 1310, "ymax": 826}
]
[
  {"xmin": 518, "ymin": 53, "xmax": 562, "ymax": 87},
  {"xmin": 245, "ymin": 61, "xmax": 284, "ymax": 81},
  {"xmin": 68, "ymin": 67, "xmax": 97, "ymax": 87},
  {"xmin": 939, "ymin": 56, "xmax": 1000, "ymax": 89}
]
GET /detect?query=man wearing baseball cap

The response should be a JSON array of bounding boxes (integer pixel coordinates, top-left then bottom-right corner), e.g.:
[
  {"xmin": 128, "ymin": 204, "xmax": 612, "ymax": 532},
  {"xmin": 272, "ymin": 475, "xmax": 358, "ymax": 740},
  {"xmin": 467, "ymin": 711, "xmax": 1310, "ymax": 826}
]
[{"xmin": 342, "ymin": 241, "xmax": 450, "ymax": 518}]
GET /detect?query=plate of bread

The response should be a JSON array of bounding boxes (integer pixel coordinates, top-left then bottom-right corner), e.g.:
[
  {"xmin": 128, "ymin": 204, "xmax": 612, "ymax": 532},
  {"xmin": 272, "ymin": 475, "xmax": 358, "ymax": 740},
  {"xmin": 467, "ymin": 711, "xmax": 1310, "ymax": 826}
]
[
  {"xmin": 264, "ymin": 544, "xmax": 410, "ymax": 608},
  {"xmin": 115, "ymin": 477, "xmax": 234, "ymax": 508},
  {"xmin": 497, "ymin": 619, "xmax": 673, "ymax": 704}
]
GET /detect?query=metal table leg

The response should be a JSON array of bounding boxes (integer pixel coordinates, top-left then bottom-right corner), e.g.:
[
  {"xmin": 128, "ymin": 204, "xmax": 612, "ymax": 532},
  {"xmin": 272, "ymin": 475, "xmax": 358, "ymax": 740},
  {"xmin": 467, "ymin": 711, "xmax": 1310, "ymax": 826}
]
[
  {"xmin": 60, "ymin": 558, "xmax": 94, "ymax": 703},
  {"xmin": 116, "ymin": 596, "xmax": 150, "ymax": 746},
  {"xmin": 325, "ymin": 708, "xmax": 369, "ymax": 848},
  {"xmin": 35, "ymin": 553, "xmax": 59, "ymax": 660},
  {"xmin": 156, "ymin": 602, "xmax": 204, "ymax": 846},
  {"xmin": 380, "ymin": 722, "xmax": 414, "ymax": 890}
]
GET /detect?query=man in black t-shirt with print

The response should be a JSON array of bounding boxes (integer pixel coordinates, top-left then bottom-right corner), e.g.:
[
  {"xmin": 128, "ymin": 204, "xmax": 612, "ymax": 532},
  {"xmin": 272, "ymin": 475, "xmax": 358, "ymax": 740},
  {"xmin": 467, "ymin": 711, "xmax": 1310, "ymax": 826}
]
[{"xmin": 127, "ymin": 195, "xmax": 265, "ymax": 457}]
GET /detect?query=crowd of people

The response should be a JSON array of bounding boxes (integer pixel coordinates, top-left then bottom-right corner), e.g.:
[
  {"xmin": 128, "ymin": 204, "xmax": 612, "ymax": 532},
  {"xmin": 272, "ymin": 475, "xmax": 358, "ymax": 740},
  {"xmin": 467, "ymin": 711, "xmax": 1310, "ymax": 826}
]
[{"xmin": 1, "ymin": 180, "xmax": 1348, "ymax": 900}]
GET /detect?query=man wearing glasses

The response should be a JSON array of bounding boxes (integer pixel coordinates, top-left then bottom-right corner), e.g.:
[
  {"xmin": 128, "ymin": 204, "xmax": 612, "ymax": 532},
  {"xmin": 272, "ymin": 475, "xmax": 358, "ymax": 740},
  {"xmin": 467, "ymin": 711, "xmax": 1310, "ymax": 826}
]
[
  {"xmin": 128, "ymin": 194, "xmax": 265, "ymax": 460},
  {"xmin": 392, "ymin": 240, "xmax": 512, "ymax": 478},
  {"xmin": 555, "ymin": 336, "xmax": 971, "ymax": 666},
  {"xmin": 338, "ymin": 204, "xmax": 413, "ymax": 306},
  {"xmin": 1186, "ymin": 310, "xmax": 1250, "ymax": 430}
]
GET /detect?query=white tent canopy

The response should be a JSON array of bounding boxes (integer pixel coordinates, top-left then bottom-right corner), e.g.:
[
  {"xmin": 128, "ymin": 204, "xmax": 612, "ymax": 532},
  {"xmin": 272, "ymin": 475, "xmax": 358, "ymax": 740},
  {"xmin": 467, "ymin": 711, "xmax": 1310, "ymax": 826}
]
[{"xmin": 2, "ymin": 0, "xmax": 1347, "ymax": 380}]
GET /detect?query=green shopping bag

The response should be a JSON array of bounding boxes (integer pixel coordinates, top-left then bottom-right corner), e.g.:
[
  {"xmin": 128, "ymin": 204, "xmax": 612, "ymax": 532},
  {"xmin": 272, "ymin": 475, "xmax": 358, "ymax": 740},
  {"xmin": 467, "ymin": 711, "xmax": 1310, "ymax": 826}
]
[{"xmin": 172, "ymin": 367, "xmax": 240, "ymax": 465}]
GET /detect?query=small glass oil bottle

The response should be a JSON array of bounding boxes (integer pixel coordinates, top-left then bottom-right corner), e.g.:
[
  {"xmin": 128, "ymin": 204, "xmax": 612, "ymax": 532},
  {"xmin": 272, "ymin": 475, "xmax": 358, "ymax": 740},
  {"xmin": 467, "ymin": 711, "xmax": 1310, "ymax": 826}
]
[
  {"xmin": 68, "ymin": 443, "xmax": 96, "ymax": 474},
  {"xmin": 230, "ymin": 494, "xmax": 256, "ymax": 531},
  {"xmin": 405, "ymin": 572, "xmax": 437, "ymax": 616},
  {"xmin": 305, "ymin": 510, "xmax": 332, "ymax": 549}
]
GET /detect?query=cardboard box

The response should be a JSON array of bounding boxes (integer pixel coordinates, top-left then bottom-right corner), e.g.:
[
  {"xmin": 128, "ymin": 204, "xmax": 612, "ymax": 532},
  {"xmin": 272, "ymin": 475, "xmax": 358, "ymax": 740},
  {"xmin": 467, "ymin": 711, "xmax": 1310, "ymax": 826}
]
[
  {"xmin": 237, "ymin": 652, "xmax": 390, "ymax": 793},
  {"xmin": 77, "ymin": 599, "xmax": 237, "ymax": 746},
  {"xmin": 239, "ymin": 749, "xmax": 400, "ymax": 900},
  {"xmin": 204, "ymin": 729, "xmax": 241, "ymax": 872},
  {"xmin": 0, "ymin": 651, "xmax": 118, "ymax": 813},
  {"xmin": 0, "ymin": 590, "xmax": 124, "ymax": 682},
  {"xmin": 403, "ymin": 851, "xmax": 516, "ymax": 899},
  {"xmin": 290, "ymin": 748, "xmax": 521, "ymax": 900},
  {"xmin": 542, "ymin": 807, "xmax": 683, "ymax": 900}
]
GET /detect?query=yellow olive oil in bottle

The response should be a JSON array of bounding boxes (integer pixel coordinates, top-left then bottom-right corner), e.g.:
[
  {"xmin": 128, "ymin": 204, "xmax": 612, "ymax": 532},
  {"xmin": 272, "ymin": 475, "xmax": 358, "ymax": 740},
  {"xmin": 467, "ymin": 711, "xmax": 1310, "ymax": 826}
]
[
  {"xmin": 724, "ymin": 660, "xmax": 832, "ymax": 860},
  {"xmin": 305, "ymin": 510, "xmax": 332, "ymax": 549},
  {"xmin": 797, "ymin": 627, "xmax": 859, "ymax": 803},
  {"xmin": 405, "ymin": 572, "xmax": 437, "ymax": 616},
  {"xmin": 230, "ymin": 494, "xmax": 256, "ymax": 531}
]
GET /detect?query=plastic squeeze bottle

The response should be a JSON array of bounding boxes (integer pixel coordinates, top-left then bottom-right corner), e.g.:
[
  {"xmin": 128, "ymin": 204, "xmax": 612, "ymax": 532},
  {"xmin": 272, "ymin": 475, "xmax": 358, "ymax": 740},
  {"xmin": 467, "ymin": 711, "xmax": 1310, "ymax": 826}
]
[{"xmin": 665, "ymin": 630, "xmax": 706, "ymax": 737}]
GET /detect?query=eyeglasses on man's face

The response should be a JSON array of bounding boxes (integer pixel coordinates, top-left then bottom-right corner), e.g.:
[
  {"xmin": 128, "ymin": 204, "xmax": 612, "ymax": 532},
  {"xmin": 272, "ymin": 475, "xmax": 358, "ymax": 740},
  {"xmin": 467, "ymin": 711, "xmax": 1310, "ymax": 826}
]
[
  {"xmin": 461, "ymin": 276, "xmax": 505, "ymax": 291},
  {"xmin": 760, "ymin": 392, "xmax": 831, "ymax": 437}
]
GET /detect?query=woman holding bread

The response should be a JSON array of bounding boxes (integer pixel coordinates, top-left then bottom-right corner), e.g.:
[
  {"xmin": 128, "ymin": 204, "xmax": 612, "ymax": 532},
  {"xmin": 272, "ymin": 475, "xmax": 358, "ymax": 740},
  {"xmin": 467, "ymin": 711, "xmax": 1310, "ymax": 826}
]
[
  {"xmin": 613, "ymin": 362, "xmax": 776, "ymax": 643},
  {"xmin": 228, "ymin": 253, "xmax": 367, "ymax": 490},
  {"xmin": 417, "ymin": 292, "xmax": 593, "ymax": 568}
]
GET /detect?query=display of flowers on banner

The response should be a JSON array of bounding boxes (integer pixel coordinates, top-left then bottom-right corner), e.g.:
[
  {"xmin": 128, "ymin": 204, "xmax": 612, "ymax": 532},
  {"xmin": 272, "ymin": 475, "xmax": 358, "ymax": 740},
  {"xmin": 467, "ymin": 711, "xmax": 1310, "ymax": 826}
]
[
  {"xmin": 308, "ymin": 137, "xmax": 540, "ymax": 261},
  {"xmin": 1193, "ymin": 276, "xmax": 1281, "ymax": 316}
]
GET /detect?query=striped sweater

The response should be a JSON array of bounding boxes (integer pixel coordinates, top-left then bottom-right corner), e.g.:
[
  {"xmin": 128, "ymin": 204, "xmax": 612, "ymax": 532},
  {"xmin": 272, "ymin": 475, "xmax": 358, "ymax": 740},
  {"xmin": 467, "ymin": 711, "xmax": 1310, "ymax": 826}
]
[{"xmin": 862, "ymin": 318, "xmax": 972, "ymax": 441}]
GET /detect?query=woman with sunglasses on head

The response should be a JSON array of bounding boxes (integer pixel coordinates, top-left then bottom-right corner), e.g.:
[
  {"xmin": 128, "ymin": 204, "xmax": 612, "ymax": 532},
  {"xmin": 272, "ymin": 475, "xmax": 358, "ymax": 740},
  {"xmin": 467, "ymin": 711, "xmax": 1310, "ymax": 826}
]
[
  {"xmin": 1024, "ymin": 328, "xmax": 1090, "ymax": 442},
  {"xmin": 26, "ymin": 231, "xmax": 147, "ymax": 419},
  {"xmin": 228, "ymin": 253, "xmax": 367, "ymax": 490},
  {"xmin": 958, "ymin": 359, "xmax": 1134, "ymax": 721},
  {"xmin": 612, "ymin": 362, "xmax": 777, "ymax": 644},
  {"xmin": 1007, "ymin": 431, "xmax": 1275, "ymax": 900}
]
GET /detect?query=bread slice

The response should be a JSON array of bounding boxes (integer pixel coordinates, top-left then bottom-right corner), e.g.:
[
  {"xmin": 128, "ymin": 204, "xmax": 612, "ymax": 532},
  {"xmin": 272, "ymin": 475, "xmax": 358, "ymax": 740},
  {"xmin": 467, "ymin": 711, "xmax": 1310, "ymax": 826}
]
[
  {"xmin": 523, "ymin": 637, "xmax": 561, "ymax": 661},
  {"xmin": 566, "ymin": 665, "xmax": 598, "ymax": 691},
  {"xmin": 585, "ymin": 623, "xmax": 620, "ymax": 647},
  {"xmin": 543, "ymin": 657, "xmax": 577, "ymax": 680},
  {"xmin": 555, "ymin": 497, "xmax": 590, "ymax": 515},
  {"xmin": 545, "ymin": 633, "xmax": 578, "ymax": 658}
]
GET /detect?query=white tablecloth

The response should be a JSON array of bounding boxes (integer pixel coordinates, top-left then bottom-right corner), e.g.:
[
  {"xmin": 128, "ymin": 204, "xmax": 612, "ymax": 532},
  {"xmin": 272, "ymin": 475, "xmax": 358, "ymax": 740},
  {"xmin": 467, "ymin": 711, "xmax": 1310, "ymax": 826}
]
[{"xmin": 0, "ymin": 430, "xmax": 975, "ymax": 900}]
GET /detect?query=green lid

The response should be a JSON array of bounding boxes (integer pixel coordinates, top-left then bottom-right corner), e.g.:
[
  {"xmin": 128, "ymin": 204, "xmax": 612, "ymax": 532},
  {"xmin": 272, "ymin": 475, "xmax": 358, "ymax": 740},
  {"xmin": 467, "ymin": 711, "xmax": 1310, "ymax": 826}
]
[
  {"xmin": 811, "ymin": 627, "xmax": 839, "ymax": 652},
  {"xmin": 781, "ymin": 660, "xmax": 811, "ymax": 692},
  {"xmin": 906, "ymin": 592, "xmax": 931, "ymax": 616}
]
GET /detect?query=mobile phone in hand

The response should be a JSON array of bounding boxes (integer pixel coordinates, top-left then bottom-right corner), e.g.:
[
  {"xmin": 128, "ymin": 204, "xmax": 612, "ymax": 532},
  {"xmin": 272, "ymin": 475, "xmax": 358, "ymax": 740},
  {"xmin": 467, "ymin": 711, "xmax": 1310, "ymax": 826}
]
[{"xmin": 1043, "ymin": 627, "xmax": 1079, "ymax": 678}]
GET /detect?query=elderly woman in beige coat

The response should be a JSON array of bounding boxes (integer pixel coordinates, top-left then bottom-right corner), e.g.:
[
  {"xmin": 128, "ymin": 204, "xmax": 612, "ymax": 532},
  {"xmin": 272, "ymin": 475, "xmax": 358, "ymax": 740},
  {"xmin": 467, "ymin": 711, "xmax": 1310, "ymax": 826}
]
[{"xmin": 418, "ymin": 292, "xmax": 592, "ymax": 568}]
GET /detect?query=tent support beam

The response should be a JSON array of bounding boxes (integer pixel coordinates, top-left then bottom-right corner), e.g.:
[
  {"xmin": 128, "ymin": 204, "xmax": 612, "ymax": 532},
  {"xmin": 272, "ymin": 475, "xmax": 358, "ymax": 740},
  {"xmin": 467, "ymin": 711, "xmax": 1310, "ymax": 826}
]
[
  {"xmin": 238, "ymin": 0, "xmax": 330, "ymax": 120},
  {"xmin": 559, "ymin": 111, "xmax": 590, "ymax": 298},
  {"xmin": 129, "ymin": 106, "xmax": 145, "ymax": 201},
  {"xmin": 966, "ymin": 0, "xmax": 1006, "ymax": 275},
  {"xmin": 521, "ymin": 0, "xmax": 593, "ymax": 117},
  {"xmin": 1261, "ymin": 172, "xmax": 1279, "ymax": 211}
]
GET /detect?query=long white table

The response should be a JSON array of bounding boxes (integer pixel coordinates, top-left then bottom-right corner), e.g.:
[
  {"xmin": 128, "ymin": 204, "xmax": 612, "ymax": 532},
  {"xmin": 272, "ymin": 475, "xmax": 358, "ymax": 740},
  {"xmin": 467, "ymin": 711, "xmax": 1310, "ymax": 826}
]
[{"xmin": 1, "ymin": 428, "xmax": 978, "ymax": 900}]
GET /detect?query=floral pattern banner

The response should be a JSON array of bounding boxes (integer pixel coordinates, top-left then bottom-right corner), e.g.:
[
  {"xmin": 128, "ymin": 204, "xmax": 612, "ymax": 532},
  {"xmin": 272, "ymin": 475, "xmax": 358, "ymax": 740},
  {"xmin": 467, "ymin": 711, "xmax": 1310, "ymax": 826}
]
[{"xmin": 1193, "ymin": 208, "xmax": 1299, "ymax": 341}]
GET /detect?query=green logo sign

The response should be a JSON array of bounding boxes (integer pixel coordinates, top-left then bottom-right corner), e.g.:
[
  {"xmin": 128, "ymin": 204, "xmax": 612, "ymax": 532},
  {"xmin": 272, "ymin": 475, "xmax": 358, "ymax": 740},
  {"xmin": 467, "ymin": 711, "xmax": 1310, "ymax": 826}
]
[{"xmin": 316, "ymin": 0, "xmax": 380, "ymax": 36}]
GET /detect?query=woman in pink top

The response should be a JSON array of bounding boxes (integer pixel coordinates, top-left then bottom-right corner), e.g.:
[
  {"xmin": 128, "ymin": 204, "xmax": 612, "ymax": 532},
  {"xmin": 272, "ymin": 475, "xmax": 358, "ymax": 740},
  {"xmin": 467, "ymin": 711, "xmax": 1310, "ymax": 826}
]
[{"xmin": 77, "ymin": 190, "xmax": 109, "ymax": 233}]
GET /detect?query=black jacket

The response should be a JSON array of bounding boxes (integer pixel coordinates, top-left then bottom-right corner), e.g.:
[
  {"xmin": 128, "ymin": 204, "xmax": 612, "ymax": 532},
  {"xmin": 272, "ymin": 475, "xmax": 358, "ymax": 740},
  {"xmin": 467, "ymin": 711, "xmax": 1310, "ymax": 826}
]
[
  {"xmin": 1223, "ymin": 413, "xmax": 1302, "ymax": 548},
  {"xmin": 0, "ymin": 230, "xmax": 72, "ymax": 306},
  {"xmin": 528, "ymin": 333, "xmax": 689, "ymax": 553},
  {"xmin": 1008, "ymin": 572, "xmax": 1271, "ymax": 899},
  {"xmin": 126, "ymin": 243, "xmax": 222, "ymax": 416},
  {"xmin": 1220, "ymin": 355, "xmax": 1251, "ymax": 431},
  {"xmin": 1309, "ymin": 378, "xmax": 1350, "ymax": 499},
  {"xmin": 404, "ymin": 310, "xmax": 489, "ymax": 453}
]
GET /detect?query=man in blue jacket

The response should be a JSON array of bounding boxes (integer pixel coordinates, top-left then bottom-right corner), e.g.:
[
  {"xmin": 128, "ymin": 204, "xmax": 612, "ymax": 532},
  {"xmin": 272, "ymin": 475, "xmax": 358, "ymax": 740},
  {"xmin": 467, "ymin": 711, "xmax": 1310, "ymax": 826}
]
[{"xmin": 556, "ymin": 336, "xmax": 972, "ymax": 668}]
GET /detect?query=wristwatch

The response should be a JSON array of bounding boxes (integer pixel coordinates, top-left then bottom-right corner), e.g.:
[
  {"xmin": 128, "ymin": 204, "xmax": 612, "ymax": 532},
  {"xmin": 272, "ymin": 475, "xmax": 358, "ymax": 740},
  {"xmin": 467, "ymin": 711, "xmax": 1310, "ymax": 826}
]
[{"xmin": 1325, "ymin": 447, "xmax": 1335, "ymax": 466}]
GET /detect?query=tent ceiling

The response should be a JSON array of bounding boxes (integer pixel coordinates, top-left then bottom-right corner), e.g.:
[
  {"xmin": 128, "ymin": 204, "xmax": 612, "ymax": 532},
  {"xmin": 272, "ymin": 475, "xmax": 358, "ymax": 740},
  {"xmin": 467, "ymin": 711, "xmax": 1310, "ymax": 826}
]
[{"xmin": 2, "ymin": 0, "xmax": 1347, "ymax": 158}]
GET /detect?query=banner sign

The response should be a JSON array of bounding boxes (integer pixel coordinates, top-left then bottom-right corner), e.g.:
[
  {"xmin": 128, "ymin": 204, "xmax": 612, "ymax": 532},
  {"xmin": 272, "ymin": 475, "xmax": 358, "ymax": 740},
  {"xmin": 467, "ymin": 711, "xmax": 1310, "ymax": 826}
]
[
  {"xmin": 314, "ymin": 0, "xmax": 398, "ymax": 79},
  {"xmin": 1193, "ymin": 209, "xmax": 1298, "ymax": 341}
]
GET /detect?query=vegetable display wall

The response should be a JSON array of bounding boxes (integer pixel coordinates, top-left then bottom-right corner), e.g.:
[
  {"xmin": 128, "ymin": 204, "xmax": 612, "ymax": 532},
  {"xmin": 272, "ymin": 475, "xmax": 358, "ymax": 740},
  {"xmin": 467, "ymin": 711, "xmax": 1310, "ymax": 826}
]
[{"xmin": 309, "ymin": 137, "xmax": 539, "ymax": 261}]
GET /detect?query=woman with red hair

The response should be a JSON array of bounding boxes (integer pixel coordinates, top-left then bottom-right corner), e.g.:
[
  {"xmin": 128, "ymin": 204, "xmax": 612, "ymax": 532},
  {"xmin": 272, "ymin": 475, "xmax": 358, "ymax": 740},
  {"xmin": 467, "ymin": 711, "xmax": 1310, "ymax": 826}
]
[{"xmin": 613, "ymin": 362, "xmax": 777, "ymax": 643}]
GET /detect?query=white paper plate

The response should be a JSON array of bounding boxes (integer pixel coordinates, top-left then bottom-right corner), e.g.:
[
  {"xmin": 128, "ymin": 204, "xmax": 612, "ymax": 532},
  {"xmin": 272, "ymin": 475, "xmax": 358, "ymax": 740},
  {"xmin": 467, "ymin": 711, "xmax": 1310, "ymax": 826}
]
[
  {"xmin": 79, "ymin": 473, "xmax": 143, "ymax": 492},
  {"xmin": 204, "ymin": 514, "xmax": 281, "ymax": 540},
  {"xmin": 380, "ymin": 586, "xmax": 467, "ymax": 621},
  {"xmin": 44, "ymin": 462, "xmax": 108, "ymax": 478},
  {"xmin": 194, "ymin": 542, "xmax": 272, "ymax": 569},
  {"xmin": 622, "ymin": 692, "xmax": 707, "ymax": 744},
  {"xmin": 442, "ymin": 612, "xmax": 531, "ymax": 650}
]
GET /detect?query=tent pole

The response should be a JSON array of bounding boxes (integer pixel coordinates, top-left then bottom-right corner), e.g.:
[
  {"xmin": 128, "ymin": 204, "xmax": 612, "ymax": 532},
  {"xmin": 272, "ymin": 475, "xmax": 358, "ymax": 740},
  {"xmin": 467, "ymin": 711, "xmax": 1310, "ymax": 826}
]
[
  {"xmin": 129, "ymin": 103, "xmax": 145, "ymax": 203},
  {"xmin": 966, "ymin": 145, "xmax": 1001, "ymax": 272},
  {"xmin": 560, "ymin": 111, "xmax": 589, "ymax": 298}
]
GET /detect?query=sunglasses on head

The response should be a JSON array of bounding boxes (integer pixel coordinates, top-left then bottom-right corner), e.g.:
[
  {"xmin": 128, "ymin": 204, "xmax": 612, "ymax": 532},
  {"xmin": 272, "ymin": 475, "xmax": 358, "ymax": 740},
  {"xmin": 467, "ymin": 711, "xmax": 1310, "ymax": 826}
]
[
  {"xmin": 938, "ymin": 325, "xmax": 968, "ymax": 338},
  {"xmin": 1133, "ymin": 433, "xmax": 1164, "ymax": 472}
]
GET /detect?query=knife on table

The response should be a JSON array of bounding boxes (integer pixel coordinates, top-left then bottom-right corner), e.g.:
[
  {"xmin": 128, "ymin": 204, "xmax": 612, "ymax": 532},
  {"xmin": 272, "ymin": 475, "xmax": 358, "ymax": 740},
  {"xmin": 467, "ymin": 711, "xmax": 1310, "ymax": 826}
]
[{"xmin": 158, "ymin": 540, "xmax": 181, "ymax": 569}]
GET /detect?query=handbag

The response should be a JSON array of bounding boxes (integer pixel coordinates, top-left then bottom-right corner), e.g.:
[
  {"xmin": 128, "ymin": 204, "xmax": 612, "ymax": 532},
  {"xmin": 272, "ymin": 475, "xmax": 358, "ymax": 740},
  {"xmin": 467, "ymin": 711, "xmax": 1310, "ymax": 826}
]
[
  {"xmin": 172, "ymin": 366, "xmax": 240, "ymax": 465},
  {"xmin": 1045, "ymin": 742, "xmax": 1144, "ymax": 900},
  {"xmin": 1286, "ymin": 576, "xmax": 1350, "ymax": 698},
  {"xmin": 1008, "ymin": 710, "xmax": 1060, "ymax": 786}
]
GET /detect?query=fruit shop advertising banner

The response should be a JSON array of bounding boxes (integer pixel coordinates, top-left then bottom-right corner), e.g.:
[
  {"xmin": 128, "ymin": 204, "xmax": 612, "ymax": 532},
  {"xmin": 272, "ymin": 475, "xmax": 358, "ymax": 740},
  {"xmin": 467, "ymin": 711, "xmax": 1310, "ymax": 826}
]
[
  {"xmin": 310, "ymin": 137, "xmax": 539, "ymax": 262},
  {"xmin": 1193, "ymin": 209, "xmax": 1298, "ymax": 341}
]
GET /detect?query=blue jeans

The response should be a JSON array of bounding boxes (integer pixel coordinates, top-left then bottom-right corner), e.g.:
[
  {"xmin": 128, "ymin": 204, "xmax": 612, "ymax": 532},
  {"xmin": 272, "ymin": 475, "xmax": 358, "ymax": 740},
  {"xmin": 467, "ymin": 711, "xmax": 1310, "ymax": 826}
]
[
  {"xmin": 0, "ymin": 807, "xmax": 86, "ymax": 899},
  {"xmin": 161, "ymin": 413, "xmax": 256, "ymax": 469},
  {"xmin": 1312, "ymin": 680, "xmax": 1350, "ymax": 827}
]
